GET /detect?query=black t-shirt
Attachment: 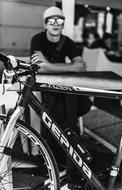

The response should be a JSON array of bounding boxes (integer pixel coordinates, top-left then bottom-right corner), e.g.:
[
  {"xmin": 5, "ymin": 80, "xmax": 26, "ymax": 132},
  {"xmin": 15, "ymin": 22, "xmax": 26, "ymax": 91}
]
[
  {"xmin": 30, "ymin": 31, "xmax": 91, "ymax": 125},
  {"xmin": 30, "ymin": 31, "xmax": 80, "ymax": 63}
]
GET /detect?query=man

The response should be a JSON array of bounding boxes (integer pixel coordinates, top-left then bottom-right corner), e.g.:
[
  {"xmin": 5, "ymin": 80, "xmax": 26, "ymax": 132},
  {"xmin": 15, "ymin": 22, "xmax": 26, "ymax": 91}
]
[
  {"xmin": 31, "ymin": 6, "xmax": 87, "ymax": 72},
  {"xmin": 31, "ymin": 6, "xmax": 92, "ymax": 189}
]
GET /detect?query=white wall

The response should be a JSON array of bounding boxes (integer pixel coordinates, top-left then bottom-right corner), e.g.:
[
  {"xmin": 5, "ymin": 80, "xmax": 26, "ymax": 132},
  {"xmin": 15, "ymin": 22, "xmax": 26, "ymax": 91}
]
[{"xmin": 0, "ymin": 1, "xmax": 50, "ymax": 56}]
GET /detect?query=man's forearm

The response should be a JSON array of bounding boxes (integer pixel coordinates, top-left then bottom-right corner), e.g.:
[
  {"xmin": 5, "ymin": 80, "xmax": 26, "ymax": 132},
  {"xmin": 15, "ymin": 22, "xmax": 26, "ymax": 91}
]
[{"xmin": 38, "ymin": 62, "xmax": 76, "ymax": 73}]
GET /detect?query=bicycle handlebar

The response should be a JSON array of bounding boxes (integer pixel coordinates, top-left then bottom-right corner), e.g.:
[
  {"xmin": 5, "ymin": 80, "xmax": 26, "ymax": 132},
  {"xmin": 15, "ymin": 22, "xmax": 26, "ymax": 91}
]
[
  {"xmin": 0, "ymin": 53, "xmax": 41, "ymax": 86},
  {"xmin": 0, "ymin": 53, "xmax": 31, "ymax": 69},
  {"xmin": 0, "ymin": 53, "xmax": 13, "ymax": 70},
  {"xmin": 0, "ymin": 53, "xmax": 40, "ymax": 73}
]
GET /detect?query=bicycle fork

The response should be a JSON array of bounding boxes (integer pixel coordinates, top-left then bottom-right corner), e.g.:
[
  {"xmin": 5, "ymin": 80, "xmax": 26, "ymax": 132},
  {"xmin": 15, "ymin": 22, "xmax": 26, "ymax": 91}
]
[{"xmin": 0, "ymin": 106, "xmax": 23, "ymax": 190}]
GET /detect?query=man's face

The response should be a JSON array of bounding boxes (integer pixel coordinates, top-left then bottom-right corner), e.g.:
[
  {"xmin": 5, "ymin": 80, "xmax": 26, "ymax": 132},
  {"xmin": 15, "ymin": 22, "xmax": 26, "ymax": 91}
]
[{"xmin": 45, "ymin": 16, "xmax": 64, "ymax": 37}]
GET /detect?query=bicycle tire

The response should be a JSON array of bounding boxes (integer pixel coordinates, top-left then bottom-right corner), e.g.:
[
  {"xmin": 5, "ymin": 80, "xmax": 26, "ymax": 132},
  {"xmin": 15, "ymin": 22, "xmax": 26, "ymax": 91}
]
[{"xmin": 0, "ymin": 118, "xmax": 60, "ymax": 190}]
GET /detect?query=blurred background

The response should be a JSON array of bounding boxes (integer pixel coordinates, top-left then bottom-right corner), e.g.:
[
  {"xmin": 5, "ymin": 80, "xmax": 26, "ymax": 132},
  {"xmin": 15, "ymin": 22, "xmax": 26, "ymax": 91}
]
[{"xmin": 1, "ymin": 0, "xmax": 122, "ymax": 56}]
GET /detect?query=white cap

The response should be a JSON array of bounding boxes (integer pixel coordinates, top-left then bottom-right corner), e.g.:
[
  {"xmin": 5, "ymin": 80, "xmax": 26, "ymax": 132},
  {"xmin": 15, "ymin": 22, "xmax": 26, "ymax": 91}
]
[{"xmin": 43, "ymin": 6, "xmax": 65, "ymax": 22}]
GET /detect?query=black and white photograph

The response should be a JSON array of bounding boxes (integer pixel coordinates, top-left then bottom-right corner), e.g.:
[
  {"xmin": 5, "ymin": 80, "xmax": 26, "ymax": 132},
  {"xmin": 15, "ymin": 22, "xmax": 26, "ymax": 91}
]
[{"xmin": 0, "ymin": 0, "xmax": 122, "ymax": 189}]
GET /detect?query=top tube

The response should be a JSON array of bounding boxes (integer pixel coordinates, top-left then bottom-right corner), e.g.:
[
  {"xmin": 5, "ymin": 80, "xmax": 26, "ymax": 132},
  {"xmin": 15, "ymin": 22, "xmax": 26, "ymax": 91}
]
[
  {"xmin": 7, "ymin": 71, "xmax": 122, "ymax": 99},
  {"xmin": 35, "ymin": 71, "xmax": 122, "ymax": 90}
]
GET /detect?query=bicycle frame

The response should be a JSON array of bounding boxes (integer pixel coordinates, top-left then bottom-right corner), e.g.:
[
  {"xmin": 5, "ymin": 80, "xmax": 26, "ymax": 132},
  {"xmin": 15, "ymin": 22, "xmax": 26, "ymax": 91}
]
[{"xmin": 1, "ymin": 74, "xmax": 122, "ymax": 190}]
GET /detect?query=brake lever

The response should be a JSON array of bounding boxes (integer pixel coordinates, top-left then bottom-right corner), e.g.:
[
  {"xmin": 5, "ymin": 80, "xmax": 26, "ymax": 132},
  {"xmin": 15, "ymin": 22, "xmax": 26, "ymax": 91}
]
[{"xmin": 1, "ymin": 70, "xmax": 15, "ymax": 95}]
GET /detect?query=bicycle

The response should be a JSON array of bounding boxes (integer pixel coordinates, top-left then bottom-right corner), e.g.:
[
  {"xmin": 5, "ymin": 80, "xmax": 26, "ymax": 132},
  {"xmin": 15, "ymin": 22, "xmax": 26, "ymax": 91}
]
[{"xmin": 0, "ymin": 53, "xmax": 122, "ymax": 190}]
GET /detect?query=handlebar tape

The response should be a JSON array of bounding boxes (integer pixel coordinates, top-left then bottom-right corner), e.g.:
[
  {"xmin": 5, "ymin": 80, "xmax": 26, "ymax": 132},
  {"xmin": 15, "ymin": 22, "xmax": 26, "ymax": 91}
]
[{"xmin": 0, "ymin": 53, "xmax": 13, "ymax": 70}]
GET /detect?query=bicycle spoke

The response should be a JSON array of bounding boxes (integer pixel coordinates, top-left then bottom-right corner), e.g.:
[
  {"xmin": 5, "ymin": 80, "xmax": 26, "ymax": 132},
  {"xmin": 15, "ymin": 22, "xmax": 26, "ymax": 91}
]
[{"xmin": 0, "ymin": 119, "xmax": 60, "ymax": 190}]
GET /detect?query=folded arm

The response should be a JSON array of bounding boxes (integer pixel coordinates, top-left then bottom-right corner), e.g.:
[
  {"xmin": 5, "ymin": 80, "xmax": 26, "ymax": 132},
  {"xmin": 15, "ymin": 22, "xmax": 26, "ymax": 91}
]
[{"xmin": 31, "ymin": 51, "xmax": 87, "ymax": 73}]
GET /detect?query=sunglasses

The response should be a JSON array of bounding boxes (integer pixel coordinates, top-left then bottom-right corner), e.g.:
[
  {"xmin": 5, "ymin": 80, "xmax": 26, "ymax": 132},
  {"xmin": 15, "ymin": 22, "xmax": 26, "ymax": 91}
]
[{"xmin": 47, "ymin": 18, "xmax": 64, "ymax": 26}]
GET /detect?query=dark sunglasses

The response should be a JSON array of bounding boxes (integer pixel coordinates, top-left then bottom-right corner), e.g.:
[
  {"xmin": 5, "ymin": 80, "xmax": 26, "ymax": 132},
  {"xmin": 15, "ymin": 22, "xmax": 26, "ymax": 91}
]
[{"xmin": 47, "ymin": 18, "xmax": 64, "ymax": 26}]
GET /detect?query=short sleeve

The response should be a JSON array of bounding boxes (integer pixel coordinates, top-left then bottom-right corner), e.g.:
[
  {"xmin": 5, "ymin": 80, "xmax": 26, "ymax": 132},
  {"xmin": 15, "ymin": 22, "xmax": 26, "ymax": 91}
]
[{"xmin": 30, "ymin": 33, "xmax": 44, "ymax": 56}]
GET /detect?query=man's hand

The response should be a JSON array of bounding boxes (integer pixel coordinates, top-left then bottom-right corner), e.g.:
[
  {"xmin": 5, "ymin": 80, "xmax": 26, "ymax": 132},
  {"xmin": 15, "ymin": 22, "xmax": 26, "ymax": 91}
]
[
  {"xmin": 72, "ymin": 57, "xmax": 87, "ymax": 72},
  {"xmin": 31, "ymin": 51, "xmax": 49, "ymax": 64}
]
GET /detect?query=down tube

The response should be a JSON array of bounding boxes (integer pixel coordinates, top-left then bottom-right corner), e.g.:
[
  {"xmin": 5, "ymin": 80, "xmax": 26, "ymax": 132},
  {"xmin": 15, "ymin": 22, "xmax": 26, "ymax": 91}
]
[{"xmin": 28, "ymin": 92, "xmax": 105, "ymax": 190}]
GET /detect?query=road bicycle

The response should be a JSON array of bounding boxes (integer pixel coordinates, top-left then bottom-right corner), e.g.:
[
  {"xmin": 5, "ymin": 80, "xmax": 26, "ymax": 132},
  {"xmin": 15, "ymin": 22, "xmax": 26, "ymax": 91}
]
[{"xmin": 0, "ymin": 53, "xmax": 122, "ymax": 190}]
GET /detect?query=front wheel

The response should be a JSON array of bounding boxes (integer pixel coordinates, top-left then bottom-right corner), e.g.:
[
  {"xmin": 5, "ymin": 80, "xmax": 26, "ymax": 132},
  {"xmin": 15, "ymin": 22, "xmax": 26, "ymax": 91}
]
[{"xmin": 0, "ymin": 119, "xmax": 60, "ymax": 190}]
